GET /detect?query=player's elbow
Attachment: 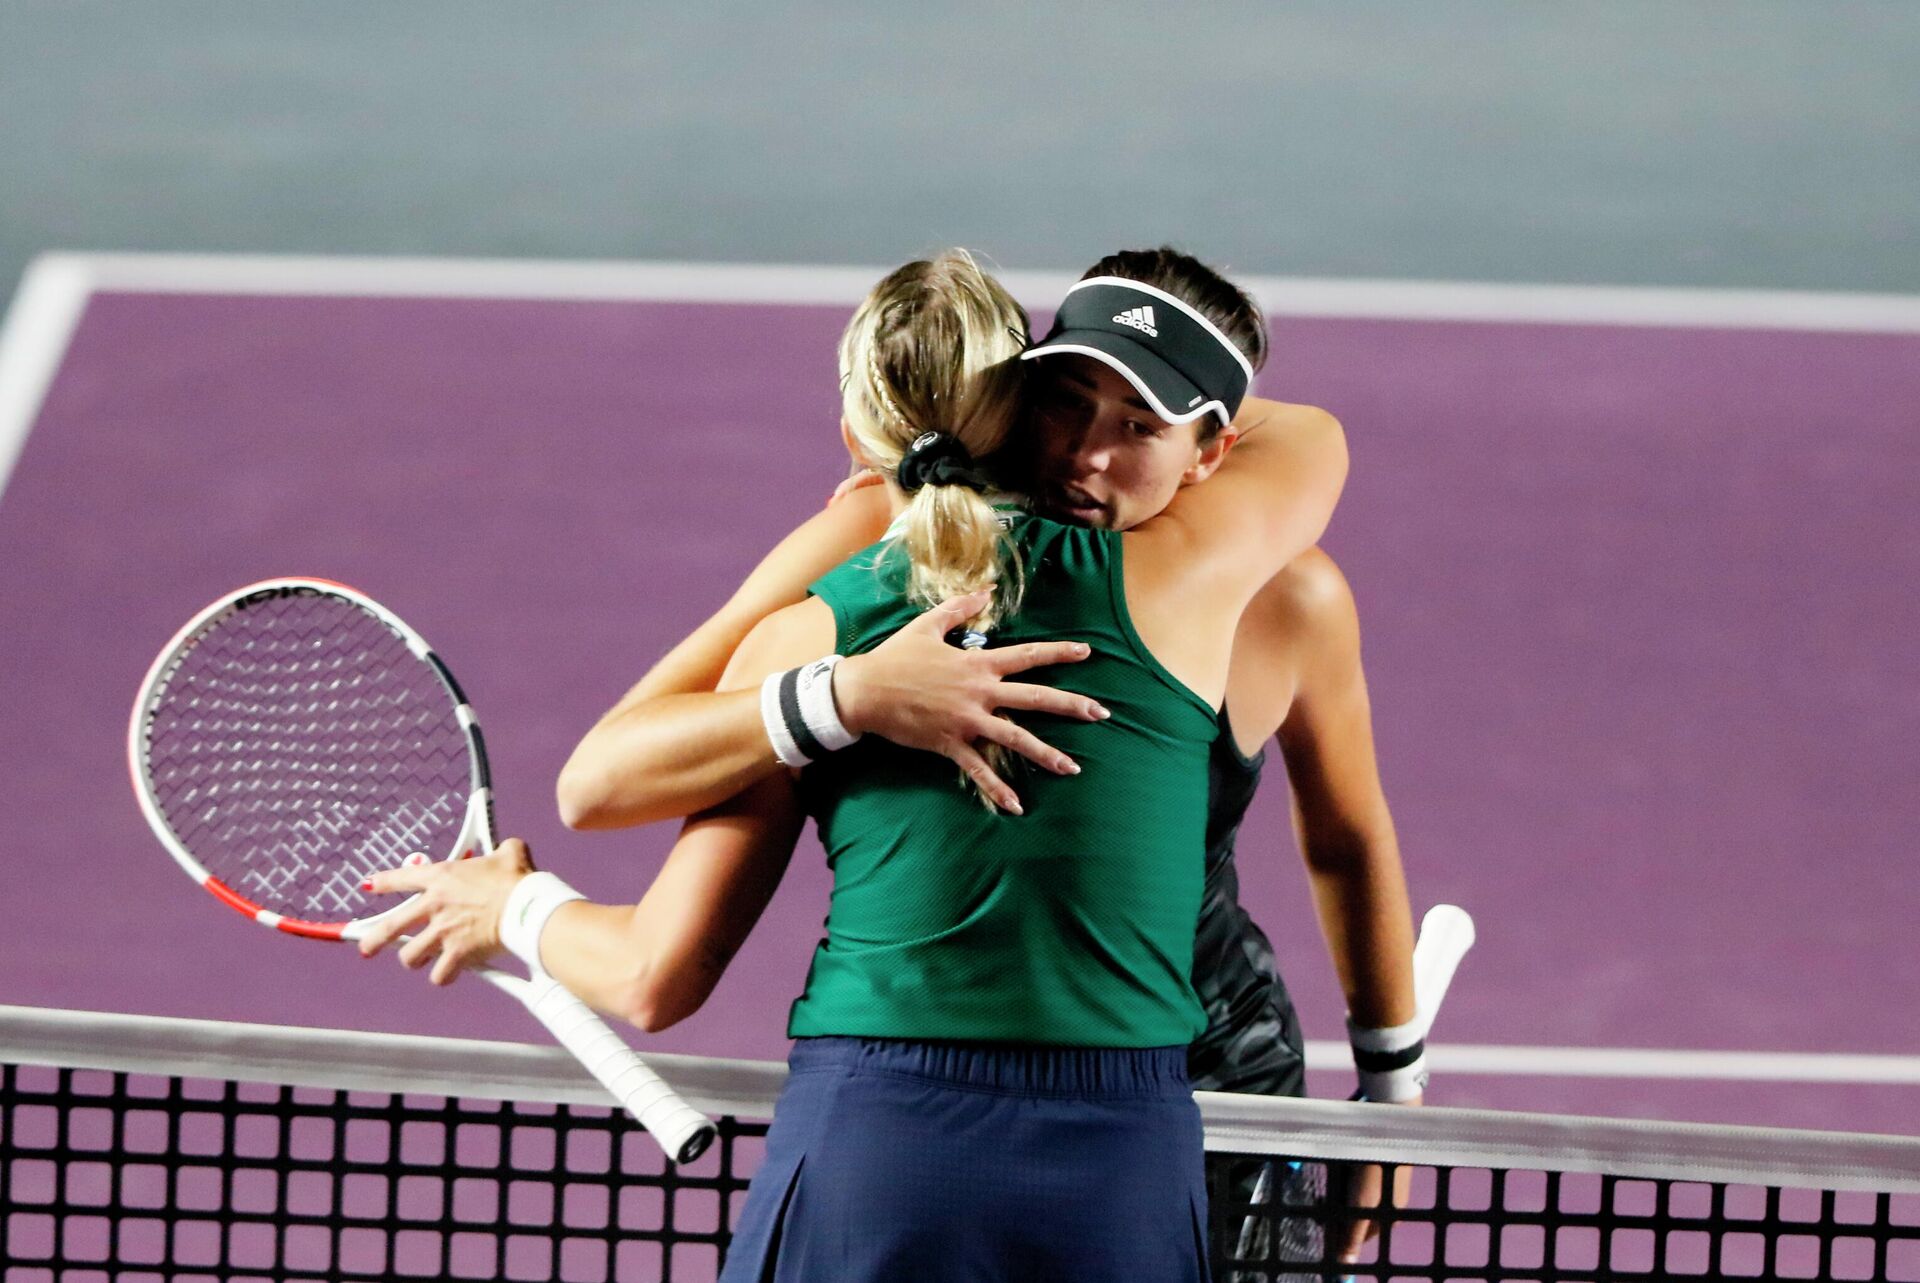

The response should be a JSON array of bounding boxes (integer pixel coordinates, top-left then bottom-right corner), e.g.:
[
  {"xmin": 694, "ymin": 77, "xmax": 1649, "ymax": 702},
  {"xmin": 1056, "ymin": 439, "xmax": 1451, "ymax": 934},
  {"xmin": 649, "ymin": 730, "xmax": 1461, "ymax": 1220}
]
[
  {"xmin": 555, "ymin": 764, "xmax": 611, "ymax": 831},
  {"xmin": 614, "ymin": 963, "xmax": 707, "ymax": 1033},
  {"xmin": 624, "ymin": 999, "xmax": 682, "ymax": 1035},
  {"xmin": 1325, "ymin": 409, "xmax": 1350, "ymax": 476},
  {"xmin": 1301, "ymin": 407, "xmax": 1350, "ymax": 522},
  {"xmin": 606, "ymin": 952, "xmax": 714, "ymax": 1029},
  {"xmin": 556, "ymin": 755, "xmax": 654, "ymax": 831}
]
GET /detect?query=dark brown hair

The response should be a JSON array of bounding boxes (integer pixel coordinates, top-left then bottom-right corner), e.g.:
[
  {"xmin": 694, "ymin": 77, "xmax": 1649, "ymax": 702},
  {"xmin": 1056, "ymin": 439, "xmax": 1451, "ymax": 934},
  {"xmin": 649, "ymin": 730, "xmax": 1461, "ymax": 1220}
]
[{"xmin": 1079, "ymin": 247, "xmax": 1268, "ymax": 434}]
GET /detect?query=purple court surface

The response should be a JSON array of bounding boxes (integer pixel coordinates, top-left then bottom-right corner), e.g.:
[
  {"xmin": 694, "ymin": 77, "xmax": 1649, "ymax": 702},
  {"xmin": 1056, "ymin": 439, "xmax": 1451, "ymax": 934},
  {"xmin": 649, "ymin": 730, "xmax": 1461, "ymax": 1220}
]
[{"xmin": 1, "ymin": 259, "xmax": 1916, "ymax": 1136}]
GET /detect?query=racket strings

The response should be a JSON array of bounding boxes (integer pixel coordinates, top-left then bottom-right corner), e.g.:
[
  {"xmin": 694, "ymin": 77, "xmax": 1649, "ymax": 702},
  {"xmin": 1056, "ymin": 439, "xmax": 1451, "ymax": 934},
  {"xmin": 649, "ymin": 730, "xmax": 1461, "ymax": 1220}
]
[{"xmin": 142, "ymin": 593, "xmax": 473, "ymax": 922}]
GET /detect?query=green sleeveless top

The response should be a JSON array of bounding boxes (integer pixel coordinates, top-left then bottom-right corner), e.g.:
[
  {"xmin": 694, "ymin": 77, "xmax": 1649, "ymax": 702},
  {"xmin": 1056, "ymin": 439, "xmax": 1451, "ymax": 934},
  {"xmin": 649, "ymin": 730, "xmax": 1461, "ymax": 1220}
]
[{"xmin": 789, "ymin": 512, "xmax": 1217, "ymax": 1047}]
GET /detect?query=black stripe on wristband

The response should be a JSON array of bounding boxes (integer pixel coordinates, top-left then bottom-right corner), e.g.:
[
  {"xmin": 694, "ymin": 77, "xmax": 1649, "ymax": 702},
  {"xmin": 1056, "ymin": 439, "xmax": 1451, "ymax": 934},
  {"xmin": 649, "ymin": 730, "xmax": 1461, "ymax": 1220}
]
[
  {"xmin": 1352, "ymin": 1038, "xmax": 1427, "ymax": 1074},
  {"xmin": 778, "ymin": 667, "xmax": 827, "ymax": 763}
]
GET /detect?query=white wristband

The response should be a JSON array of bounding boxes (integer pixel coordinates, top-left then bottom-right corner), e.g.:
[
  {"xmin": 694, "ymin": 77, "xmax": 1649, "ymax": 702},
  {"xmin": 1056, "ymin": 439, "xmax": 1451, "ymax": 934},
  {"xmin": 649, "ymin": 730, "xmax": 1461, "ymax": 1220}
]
[
  {"xmin": 1346, "ymin": 1013, "xmax": 1423, "ymax": 1054},
  {"xmin": 796, "ymin": 655, "xmax": 860, "ymax": 751},
  {"xmin": 1357, "ymin": 1054, "xmax": 1429, "ymax": 1102},
  {"xmin": 761, "ymin": 671, "xmax": 807, "ymax": 767},
  {"xmin": 761, "ymin": 655, "xmax": 859, "ymax": 768},
  {"xmin": 499, "ymin": 871, "xmax": 586, "ymax": 976},
  {"xmin": 1349, "ymin": 1014, "xmax": 1429, "ymax": 1102}
]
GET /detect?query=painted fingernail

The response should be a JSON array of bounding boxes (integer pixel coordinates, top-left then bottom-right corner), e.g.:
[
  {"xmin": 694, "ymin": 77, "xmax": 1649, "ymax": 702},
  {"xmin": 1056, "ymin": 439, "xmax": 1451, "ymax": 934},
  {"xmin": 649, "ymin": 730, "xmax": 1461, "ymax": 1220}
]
[{"xmin": 360, "ymin": 880, "xmax": 374, "ymax": 891}]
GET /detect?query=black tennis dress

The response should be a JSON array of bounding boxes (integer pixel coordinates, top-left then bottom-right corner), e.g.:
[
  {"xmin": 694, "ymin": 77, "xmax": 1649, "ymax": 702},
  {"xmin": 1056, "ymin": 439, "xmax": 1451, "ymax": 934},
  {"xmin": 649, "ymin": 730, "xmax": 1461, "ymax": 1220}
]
[{"xmin": 1187, "ymin": 706, "xmax": 1308, "ymax": 1098}]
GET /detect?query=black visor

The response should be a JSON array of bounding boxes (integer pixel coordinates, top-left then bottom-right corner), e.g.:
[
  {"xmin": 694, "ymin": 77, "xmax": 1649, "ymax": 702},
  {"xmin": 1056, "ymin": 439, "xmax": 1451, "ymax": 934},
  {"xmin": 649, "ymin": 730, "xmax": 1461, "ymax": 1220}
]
[{"xmin": 1019, "ymin": 277, "xmax": 1254, "ymax": 427}]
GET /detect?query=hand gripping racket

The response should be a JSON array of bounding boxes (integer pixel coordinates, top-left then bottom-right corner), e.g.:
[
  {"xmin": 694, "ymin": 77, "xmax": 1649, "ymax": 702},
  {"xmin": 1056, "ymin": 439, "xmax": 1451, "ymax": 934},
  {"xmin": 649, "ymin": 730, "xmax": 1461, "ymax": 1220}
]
[
  {"xmin": 1233, "ymin": 903, "xmax": 1477, "ymax": 1273},
  {"xmin": 128, "ymin": 577, "xmax": 718, "ymax": 1164}
]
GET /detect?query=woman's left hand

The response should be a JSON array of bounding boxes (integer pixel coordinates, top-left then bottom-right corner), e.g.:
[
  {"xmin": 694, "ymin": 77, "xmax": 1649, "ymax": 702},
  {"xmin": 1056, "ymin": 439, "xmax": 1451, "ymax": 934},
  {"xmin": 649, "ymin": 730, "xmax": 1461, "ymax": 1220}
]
[{"xmin": 357, "ymin": 838, "xmax": 536, "ymax": 985}]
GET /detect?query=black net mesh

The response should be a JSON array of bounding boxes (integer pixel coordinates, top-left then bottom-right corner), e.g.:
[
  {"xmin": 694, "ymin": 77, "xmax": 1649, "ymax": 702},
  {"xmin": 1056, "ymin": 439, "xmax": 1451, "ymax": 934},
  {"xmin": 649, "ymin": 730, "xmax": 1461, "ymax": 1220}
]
[
  {"xmin": 6, "ymin": 1015, "xmax": 1919, "ymax": 1283},
  {"xmin": 1209, "ymin": 1153, "xmax": 1920, "ymax": 1282},
  {"xmin": 139, "ymin": 588, "xmax": 473, "ymax": 923},
  {"xmin": 1, "ymin": 1061, "xmax": 761, "ymax": 1283}
]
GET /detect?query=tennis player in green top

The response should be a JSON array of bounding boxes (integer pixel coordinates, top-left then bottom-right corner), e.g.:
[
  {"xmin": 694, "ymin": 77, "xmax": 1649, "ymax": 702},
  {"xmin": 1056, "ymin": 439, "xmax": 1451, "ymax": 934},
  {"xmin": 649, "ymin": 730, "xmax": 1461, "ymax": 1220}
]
[
  {"xmin": 363, "ymin": 248, "xmax": 1408, "ymax": 1278},
  {"xmin": 549, "ymin": 247, "xmax": 1425, "ymax": 1262}
]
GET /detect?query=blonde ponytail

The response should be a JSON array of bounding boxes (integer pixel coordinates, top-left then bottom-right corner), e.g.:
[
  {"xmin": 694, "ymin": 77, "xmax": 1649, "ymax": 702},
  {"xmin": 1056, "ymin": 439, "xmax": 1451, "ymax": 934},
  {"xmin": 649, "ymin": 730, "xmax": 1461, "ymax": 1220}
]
[
  {"xmin": 838, "ymin": 250, "xmax": 1032, "ymax": 805},
  {"xmin": 898, "ymin": 473, "xmax": 1025, "ymax": 630}
]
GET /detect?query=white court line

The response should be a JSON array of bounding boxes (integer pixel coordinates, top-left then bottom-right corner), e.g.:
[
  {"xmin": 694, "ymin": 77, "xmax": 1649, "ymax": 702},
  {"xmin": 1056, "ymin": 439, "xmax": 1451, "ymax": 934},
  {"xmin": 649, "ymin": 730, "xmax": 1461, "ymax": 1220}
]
[
  {"xmin": 0, "ymin": 256, "xmax": 95, "ymax": 508},
  {"xmin": 1304, "ymin": 1041, "xmax": 1920, "ymax": 1085},
  {"xmin": 43, "ymin": 249, "xmax": 1920, "ymax": 330},
  {"xmin": 6, "ymin": 249, "xmax": 1920, "ymax": 506}
]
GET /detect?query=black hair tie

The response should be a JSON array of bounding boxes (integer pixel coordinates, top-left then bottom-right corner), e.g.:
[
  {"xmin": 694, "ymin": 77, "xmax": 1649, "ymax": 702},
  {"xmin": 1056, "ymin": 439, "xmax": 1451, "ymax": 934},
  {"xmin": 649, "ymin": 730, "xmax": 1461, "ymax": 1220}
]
[{"xmin": 896, "ymin": 431, "xmax": 991, "ymax": 494}]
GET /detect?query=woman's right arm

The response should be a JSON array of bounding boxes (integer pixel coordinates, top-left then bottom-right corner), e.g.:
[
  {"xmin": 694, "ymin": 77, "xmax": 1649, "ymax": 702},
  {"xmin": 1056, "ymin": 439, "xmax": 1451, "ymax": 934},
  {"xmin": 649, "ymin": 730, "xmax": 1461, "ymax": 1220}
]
[
  {"xmin": 1167, "ymin": 394, "xmax": 1351, "ymax": 599},
  {"xmin": 558, "ymin": 490, "xmax": 1105, "ymax": 829},
  {"xmin": 1120, "ymin": 397, "xmax": 1349, "ymax": 702},
  {"xmin": 370, "ymin": 607, "xmax": 839, "ymax": 1027},
  {"xmin": 556, "ymin": 488, "xmax": 891, "ymax": 829}
]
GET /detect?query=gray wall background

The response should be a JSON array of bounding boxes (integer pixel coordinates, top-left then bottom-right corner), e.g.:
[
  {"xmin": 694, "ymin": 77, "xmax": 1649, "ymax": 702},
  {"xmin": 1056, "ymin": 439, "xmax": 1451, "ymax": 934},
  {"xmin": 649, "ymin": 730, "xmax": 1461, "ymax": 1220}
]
[{"xmin": 3, "ymin": 1, "xmax": 1916, "ymax": 298}]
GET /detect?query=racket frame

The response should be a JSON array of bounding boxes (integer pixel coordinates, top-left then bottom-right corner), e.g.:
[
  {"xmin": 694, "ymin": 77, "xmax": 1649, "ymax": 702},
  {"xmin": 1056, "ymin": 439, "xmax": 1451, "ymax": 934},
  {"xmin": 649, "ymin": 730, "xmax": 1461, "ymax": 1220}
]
[
  {"xmin": 128, "ymin": 576, "xmax": 491, "ymax": 940},
  {"xmin": 129, "ymin": 577, "xmax": 717, "ymax": 1164}
]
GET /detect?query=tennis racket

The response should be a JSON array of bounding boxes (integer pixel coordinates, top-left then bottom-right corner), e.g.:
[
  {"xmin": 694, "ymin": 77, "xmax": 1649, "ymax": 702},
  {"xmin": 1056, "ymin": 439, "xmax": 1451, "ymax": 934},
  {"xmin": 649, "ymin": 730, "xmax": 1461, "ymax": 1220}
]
[
  {"xmin": 127, "ymin": 577, "xmax": 718, "ymax": 1164},
  {"xmin": 1232, "ymin": 903, "xmax": 1477, "ymax": 1274}
]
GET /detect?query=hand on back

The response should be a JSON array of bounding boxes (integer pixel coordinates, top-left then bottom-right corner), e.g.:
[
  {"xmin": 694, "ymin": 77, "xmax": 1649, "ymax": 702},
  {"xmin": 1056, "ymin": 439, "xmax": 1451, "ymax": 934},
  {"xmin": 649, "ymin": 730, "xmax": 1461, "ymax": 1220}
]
[{"xmin": 833, "ymin": 589, "xmax": 1110, "ymax": 815}]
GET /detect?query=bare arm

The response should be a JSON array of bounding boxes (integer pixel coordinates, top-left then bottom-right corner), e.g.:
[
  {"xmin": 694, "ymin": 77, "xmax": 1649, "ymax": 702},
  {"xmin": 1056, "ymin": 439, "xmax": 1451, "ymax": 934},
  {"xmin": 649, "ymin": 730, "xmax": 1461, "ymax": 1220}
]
[
  {"xmin": 1269, "ymin": 561, "xmax": 1416, "ymax": 1032},
  {"xmin": 556, "ymin": 487, "xmax": 892, "ymax": 829},
  {"xmin": 360, "ymin": 779, "xmax": 806, "ymax": 1030},
  {"xmin": 1232, "ymin": 553, "xmax": 1417, "ymax": 1261},
  {"xmin": 1137, "ymin": 396, "xmax": 1350, "ymax": 615},
  {"xmin": 362, "ymin": 601, "xmax": 839, "ymax": 1026},
  {"xmin": 554, "ymin": 597, "xmax": 844, "ymax": 1026},
  {"xmin": 545, "ymin": 776, "xmax": 806, "ymax": 1029},
  {"xmin": 559, "ymin": 498, "xmax": 1104, "ymax": 830},
  {"xmin": 1211, "ymin": 394, "xmax": 1350, "ymax": 579}
]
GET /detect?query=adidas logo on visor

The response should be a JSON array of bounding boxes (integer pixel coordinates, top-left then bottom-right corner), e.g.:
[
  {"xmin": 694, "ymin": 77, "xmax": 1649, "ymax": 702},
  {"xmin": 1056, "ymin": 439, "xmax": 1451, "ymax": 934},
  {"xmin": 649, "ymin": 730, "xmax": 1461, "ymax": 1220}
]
[{"xmin": 1111, "ymin": 305, "xmax": 1158, "ymax": 338}]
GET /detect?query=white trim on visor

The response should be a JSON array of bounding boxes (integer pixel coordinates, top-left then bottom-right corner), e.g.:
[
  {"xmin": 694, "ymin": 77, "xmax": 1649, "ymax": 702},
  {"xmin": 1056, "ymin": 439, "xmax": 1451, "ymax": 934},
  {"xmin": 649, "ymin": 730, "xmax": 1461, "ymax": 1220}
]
[
  {"xmin": 1020, "ymin": 342, "xmax": 1230, "ymax": 427},
  {"xmin": 1067, "ymin": 275, "xmax": 1257, "ymax": 382}
]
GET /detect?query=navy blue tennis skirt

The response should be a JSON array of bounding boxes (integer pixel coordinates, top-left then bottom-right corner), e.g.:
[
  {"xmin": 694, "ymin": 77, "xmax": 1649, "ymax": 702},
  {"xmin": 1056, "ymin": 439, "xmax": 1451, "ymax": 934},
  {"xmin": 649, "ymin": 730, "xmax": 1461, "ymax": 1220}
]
[{"xmin": 718, "ymin": 1037, "xmax": 1210, "ymax": 1283}]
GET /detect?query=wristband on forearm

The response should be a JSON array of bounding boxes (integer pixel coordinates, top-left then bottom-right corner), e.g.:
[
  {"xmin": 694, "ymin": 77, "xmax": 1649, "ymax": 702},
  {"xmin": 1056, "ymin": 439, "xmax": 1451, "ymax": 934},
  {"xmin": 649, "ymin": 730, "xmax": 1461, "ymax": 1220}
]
[
  {"xmin": 499, "ymin": 871, "xmax": 587, "ymax": 976},
  {"xmin": 760, "ymin": 655, "xmax": 859, "ymax": 768},
  {"xmin": 1348, "ymin": 1014, "xmax": 1429, "ymax": 1102}
]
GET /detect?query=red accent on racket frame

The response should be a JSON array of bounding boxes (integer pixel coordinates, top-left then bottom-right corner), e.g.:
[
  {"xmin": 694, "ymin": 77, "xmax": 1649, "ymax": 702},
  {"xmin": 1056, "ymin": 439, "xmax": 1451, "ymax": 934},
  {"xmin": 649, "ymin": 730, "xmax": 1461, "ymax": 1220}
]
[
  {"xmin": 274, "ymin": 916, "xmax": 347, "ymax": 941},
  {"xmin": 202, "ymin": 875, "xmax": 261, "ymax": 917},
  {"xmin": 202, "ymin": 876, "xmax": 346, "ymax": 940}
]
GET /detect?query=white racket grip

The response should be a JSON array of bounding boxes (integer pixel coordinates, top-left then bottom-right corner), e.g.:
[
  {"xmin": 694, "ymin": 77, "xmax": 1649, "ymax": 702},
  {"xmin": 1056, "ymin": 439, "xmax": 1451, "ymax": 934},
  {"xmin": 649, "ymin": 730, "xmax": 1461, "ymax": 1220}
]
[
  {"xmin": 523, "ymin": 972, "xmax": 718, "ymax": 1164},
  {"xmin": 1411, "ymin": 904, "xmax": 1476, "ymax": 1040}
]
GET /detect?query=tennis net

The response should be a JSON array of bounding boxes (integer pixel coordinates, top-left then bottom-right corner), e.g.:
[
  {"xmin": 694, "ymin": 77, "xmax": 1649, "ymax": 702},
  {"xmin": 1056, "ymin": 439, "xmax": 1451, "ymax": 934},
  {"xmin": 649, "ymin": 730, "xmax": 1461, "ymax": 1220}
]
[{"xmin": 5, "ymin": 1005, "xmax": 1918, "ymax": 1282}]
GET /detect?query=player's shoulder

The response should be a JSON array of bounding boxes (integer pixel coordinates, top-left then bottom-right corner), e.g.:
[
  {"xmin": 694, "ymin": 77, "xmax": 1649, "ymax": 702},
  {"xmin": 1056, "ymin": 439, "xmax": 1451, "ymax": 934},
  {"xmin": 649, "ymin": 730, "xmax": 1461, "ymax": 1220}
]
[
  {"xmin": 1234, "ymin": 547, "xmax": 1364, "ymax": 686},
  {"xmin": 1252, "ymin": 547, "xmax": 1356, "ymax": 632}
]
